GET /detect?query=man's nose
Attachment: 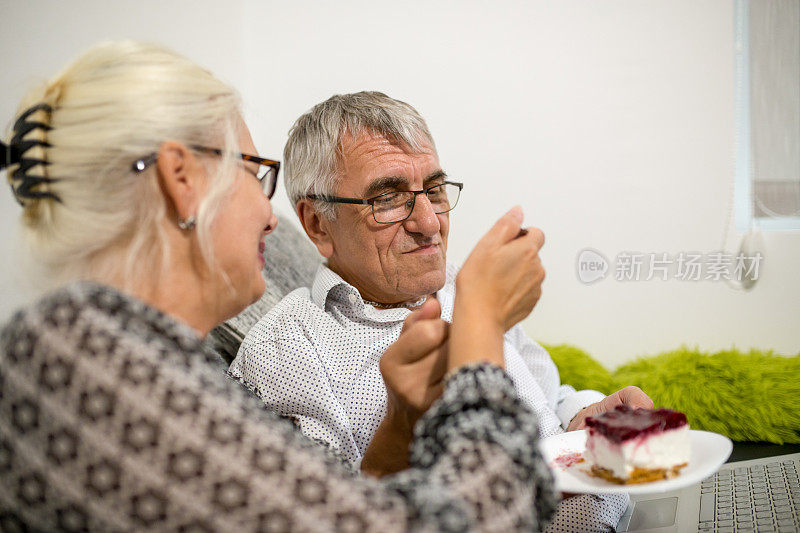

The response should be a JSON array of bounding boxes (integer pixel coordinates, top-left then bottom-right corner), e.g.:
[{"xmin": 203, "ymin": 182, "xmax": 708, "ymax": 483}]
[{"xmin": 403, "ymin": 193, "xmax": 441, "ymax": 236}]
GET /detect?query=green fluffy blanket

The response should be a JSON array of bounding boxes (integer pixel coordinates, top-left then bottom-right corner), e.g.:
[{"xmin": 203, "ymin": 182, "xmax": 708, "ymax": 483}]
[{"xmin": 544, "ymin": 345, "xmax": 800, "ymax": 444}]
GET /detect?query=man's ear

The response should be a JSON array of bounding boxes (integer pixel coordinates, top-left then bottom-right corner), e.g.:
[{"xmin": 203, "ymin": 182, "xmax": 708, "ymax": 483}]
[
  {"xmin": 156, "ymin": 141, "xmax": 202, "ymax": 222},
  {"xmin": 296, "ymin": 199, "xmax": 334, "ymax": 258}
]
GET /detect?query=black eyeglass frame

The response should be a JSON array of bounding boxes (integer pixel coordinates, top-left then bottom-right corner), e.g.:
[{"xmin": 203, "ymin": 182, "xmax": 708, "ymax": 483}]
[
  {"xmin": 307, "ymin": 180, "xmax": 464, "ymax": 224},
  {"xmin": 131, "ymin": 145, "xmax": 281, "ymax": 199}
]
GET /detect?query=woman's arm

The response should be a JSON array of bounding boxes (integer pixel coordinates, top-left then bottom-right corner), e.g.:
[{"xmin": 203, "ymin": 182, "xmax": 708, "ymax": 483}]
[{"xmin": 1, "ymin": 309, "xmax": 557, "ymax": 531}]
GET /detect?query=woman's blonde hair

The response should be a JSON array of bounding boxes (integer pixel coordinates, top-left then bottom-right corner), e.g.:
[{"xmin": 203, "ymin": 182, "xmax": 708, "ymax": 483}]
[{"xmin": 4, "ymin": 41, "xmax": 243, "ymax": 293}]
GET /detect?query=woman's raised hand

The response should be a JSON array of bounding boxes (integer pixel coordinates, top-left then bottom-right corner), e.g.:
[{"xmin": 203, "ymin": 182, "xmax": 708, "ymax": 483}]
[
  {"xmin": 457, "ymin": 206, "xmax": 545, "ymax": 332},
  {"xmin": 449, "ymin": 206, "xmax": 545, "ymax": 372}
]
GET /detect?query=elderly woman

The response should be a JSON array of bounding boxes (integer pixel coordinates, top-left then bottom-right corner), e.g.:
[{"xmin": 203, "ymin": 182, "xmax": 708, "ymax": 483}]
[{"xmin": 0, "ymin": 41, "xmax": 557, "ymax": 531}]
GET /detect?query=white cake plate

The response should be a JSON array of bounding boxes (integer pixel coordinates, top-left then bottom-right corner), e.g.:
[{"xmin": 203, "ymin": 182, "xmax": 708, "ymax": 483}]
[{"xmin": 540, "ymin": 429, "xmax": 733, "ymax": 495}]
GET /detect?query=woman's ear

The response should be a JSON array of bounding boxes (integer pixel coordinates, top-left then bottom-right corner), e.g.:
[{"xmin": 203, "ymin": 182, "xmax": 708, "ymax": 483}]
[
  {"xmin": 296, "ymin": 199, "xmax": 334, "ymax": 258},
  {"xmin": 156, "ymin": 141, "xmax": 203, "ymax": 222}
]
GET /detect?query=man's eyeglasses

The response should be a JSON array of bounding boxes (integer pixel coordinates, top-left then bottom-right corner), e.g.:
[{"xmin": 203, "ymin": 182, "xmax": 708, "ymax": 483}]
[
  {"xmin": 131, "ymin": 145, "xmax": 281, "ymax": 199},
  {"xmin": 307, "ymin": 181, "xmax": 463, "ymax": 224}
]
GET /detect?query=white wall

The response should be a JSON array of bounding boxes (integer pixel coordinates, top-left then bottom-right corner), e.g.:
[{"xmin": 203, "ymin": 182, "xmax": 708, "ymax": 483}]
[{"xmin": 1, "ymin": 1, "xmax": 798, "ymax": 368}]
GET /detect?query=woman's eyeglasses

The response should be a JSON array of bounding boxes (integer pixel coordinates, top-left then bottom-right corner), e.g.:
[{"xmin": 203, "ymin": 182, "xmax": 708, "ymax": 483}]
[{"xmin": 132, "ymin": 145, "xmax": 280, "ymax": 199}]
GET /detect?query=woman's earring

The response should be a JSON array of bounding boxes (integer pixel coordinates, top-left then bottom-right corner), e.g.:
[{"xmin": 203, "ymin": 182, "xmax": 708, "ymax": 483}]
[{"xmin": 178, "ymin": 215, "xmax": 197, "ymax": 230}]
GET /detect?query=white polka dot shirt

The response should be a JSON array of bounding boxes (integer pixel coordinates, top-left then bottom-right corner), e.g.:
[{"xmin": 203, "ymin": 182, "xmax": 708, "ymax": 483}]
[
  {"xmin": 228, "ymin": 264, "xmax": 605, "ymax": 466},
  {"xmin": 228, "ymin": 263, "xmax": 629, "ymax": 530}
]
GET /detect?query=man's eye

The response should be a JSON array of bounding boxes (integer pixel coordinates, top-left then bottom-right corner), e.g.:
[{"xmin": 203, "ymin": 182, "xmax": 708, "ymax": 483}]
[{"xmin": 374, "ymin": 192, "xmax": 403, "ymax": 206}]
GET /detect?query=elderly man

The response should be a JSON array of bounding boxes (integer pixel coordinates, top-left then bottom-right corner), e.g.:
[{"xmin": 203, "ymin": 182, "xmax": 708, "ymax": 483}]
[{"xmin": 229, "ymin": 91, "xmax": 652, "ymax": 531}]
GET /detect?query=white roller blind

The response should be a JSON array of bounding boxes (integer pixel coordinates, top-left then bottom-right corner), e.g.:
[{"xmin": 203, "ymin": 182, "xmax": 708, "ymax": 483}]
[{"xmin": 750, "ymin": 0, "xmax": 800, "ymax": 218}]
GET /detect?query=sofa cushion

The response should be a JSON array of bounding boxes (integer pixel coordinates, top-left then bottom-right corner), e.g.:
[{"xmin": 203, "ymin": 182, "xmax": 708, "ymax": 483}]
[{"xmin": 547, "ymin": 343, "xmax": 800, "ymax": 444}]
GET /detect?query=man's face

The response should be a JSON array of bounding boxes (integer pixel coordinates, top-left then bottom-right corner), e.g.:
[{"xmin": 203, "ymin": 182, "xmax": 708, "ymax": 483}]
[{"xmin": 323, "ymin": 131, "xmax": 449, "ymax": 304}]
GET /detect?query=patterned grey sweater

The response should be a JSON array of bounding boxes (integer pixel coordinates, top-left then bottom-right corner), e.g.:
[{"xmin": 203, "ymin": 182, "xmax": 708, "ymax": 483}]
[{"xmin": 0, "ymin": 282, "xmax": 558, "ymax": 531}]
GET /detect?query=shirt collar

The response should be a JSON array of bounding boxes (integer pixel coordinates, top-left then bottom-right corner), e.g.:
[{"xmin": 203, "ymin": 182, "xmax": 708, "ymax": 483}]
[
  {"xmin": 309, "ymin": 264, "xmax": 413, "ymax": 323},
  {"xmin": 310, "ymin": 263, "xmax": 348, "ymax": 310}
]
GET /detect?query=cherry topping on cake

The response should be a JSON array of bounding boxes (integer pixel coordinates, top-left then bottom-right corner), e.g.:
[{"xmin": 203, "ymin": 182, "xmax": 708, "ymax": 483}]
[{"xmin": 585, "ymin": 405, "xmax": 687, "ymax": 444}]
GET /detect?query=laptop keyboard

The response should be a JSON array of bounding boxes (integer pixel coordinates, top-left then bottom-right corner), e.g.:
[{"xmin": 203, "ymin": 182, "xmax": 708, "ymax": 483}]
[{"xmin": 699, "ymin": 459, "xmax": 800, "ymax": 532}]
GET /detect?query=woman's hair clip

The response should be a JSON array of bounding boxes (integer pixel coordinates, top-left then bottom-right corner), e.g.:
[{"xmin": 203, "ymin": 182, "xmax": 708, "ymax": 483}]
[
  {"xmin": 1, "ymin": 140, "xmax": 20, "ymax": 170},
  {"xmin": 3, "ymin": 103, "xmax": 61, "ymax": 205}
]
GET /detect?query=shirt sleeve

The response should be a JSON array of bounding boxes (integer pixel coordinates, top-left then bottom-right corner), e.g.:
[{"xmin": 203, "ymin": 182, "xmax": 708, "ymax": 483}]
[
  {"xmin": 0, "ymin": 305, "xmax": 559, "ymax": 532},
  {"xmin": 545, "ymin": 493, "xmax": 629, "ymax": 532},
  {"xmin": 555, "ymin": 385, "xmax": 605, "ymax": 430},
  {"xmin": 506, "ymin": 325, "xmax": 605, "ymax": 429}
]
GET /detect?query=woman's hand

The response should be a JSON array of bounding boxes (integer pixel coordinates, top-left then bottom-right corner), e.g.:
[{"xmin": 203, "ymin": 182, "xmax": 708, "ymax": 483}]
[
  {"xmin": 361, "ymin": 298, "xmax": 449, "ymax": 477},
  {"xmin": 456, "ymin": 206, "xmax": 545, "ymax": 333},
  {"xmin": 380, "ymin": 298, "xmax": 449, "ymax": 433},
  {"xmin": 448, "ymin": 207, "xmax": 545, "ymax": 373}
]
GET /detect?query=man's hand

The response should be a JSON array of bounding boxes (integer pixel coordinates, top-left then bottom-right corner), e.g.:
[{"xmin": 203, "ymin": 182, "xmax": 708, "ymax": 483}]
[
  {"xmin": 362, "ymin": 299, "xmax": 449, "ymax": 477},
  {"xmin": 567, "ymin": 386, "xmax": 654, "ymax": 431}
]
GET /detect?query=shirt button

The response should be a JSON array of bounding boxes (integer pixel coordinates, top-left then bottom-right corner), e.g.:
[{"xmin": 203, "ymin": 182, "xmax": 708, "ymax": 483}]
[{"xmin": 348, "ymin": 294, "xmax": 357, "ymax": 304}]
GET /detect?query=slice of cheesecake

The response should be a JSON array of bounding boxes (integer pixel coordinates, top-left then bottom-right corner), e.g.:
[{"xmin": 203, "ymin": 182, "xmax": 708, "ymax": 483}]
[{"xmin": 584, "ymin": 405, "xmax": 690, "ymax": 484}]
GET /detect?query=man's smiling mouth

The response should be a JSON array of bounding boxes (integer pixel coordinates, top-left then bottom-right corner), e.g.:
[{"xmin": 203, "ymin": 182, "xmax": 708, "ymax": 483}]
[{"xmin": 405, "ymin": 243, "xmax": 439, "ymax": 254}]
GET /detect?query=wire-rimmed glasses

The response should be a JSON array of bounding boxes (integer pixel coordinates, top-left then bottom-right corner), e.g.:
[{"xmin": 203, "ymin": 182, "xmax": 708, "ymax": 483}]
[{"xmin": 307, "ymin": 181, "xmax": 463, "ymax": 224}]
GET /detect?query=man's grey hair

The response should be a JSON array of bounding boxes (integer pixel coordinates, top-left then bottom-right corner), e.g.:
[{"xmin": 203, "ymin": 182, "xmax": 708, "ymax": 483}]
[{"xmin": 283, "ymin": 91, "xmax": 436, "ymax": 219}]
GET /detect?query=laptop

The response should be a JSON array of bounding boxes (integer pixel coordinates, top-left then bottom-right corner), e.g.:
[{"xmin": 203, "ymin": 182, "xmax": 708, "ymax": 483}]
[{"xmin": 617, "ymin": 452, "xmax": 800, "ymax": 532}]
